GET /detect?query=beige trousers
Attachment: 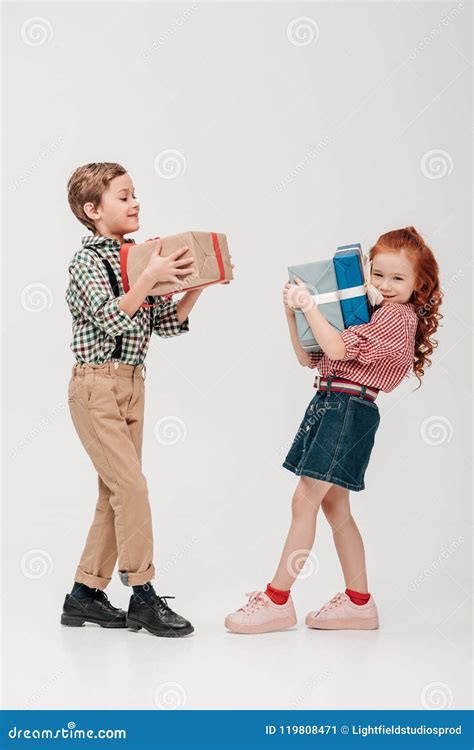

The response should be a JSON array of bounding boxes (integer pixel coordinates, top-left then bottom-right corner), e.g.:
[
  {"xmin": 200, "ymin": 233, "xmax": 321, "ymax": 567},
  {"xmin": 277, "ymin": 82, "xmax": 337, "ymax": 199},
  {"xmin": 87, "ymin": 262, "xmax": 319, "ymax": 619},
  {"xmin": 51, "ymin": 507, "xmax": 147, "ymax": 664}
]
[{"xmin": 67, "ymin": 361, "xmax": 155, "ymax": 589}]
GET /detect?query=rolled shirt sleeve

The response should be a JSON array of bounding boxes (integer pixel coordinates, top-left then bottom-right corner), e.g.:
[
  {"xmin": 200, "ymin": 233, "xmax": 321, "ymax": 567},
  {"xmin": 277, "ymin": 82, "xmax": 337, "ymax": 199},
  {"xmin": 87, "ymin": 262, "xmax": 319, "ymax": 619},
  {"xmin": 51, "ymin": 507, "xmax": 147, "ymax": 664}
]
[
  {"xmin": 152, "ymin": 298, "xmax": 190, "ymax": 338},
  {"xmin": 340, "ymin": 304, "xmax": 408, "ymax": 364},
  {"xmin": 308, "ymin": 351, "xmax": 324, "ymax": 369},
  {"xmin": 69, "ymin": 261, "xmax": 141, "ymax": 337}
]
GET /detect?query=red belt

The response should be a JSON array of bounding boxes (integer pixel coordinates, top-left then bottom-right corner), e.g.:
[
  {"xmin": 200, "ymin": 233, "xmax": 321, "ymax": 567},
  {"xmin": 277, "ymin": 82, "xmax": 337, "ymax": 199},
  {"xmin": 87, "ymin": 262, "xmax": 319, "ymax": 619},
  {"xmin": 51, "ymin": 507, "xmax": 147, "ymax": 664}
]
[{"xmin": 315, "ymin": 375, "xmax": 379, "ymax": 402}]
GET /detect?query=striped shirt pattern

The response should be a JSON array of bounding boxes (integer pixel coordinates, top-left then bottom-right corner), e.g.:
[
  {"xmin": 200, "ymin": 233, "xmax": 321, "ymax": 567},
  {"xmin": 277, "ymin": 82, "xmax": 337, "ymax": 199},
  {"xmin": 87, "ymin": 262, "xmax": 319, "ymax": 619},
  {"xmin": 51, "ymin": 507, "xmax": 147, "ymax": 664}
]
[
  {"xmin": 308, "ymin": 302, "xmax": 419, "ymax": 393},
  {"xmin": 65, "ymin": 235, "xmax": 189, "ymax": 365}
]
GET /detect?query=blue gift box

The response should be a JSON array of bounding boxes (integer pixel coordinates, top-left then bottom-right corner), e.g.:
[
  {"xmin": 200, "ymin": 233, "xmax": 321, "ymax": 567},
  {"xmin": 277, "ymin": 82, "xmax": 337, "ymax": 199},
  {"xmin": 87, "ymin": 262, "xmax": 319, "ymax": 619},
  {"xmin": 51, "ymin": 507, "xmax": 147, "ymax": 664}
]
[{"xmin": 333, "ymin": 244, "xmax": 371, "ymax": 326}]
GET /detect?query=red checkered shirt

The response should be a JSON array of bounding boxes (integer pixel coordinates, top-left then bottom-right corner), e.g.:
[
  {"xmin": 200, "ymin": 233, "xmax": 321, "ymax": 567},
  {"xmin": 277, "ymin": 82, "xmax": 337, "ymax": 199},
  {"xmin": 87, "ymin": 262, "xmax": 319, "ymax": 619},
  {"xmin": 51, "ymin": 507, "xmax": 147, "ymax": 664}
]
[{"xmin": 308, "ymin": 302, "xmax": 419, "ymax": 393}]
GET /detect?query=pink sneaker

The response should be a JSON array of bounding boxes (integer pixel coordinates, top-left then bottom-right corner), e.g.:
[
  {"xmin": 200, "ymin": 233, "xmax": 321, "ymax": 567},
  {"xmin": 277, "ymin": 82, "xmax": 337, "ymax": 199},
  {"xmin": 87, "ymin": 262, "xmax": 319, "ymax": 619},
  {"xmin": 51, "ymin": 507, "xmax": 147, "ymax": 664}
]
[
  {"xmin": 306, "ymin": 591, "xmax": 379, "ymax": 630},
  {"xmin": 225, "ymin": 590, "xmax": 297, "ymax": 634}
]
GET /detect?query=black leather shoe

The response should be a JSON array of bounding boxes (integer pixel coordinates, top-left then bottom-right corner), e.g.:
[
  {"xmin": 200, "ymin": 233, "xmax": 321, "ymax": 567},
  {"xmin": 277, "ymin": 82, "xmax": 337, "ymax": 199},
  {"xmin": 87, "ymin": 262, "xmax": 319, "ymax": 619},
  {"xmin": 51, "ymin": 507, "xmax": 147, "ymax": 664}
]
[
  {"xmin": 127, "ymin": 592, "xmax": 194, "ymax": 637},
  {"xmin": 60, "ymin": 590, "xmax": 127, "ymax": 628}
]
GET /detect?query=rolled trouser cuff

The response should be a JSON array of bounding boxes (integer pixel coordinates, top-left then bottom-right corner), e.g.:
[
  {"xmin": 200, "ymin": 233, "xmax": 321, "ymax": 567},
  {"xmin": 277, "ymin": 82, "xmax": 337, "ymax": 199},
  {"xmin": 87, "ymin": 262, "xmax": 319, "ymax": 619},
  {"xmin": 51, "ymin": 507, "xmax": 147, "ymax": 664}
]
[
  {"xmin": 74, "ymin": 568, "xmax": 112, "ymax": 591},
  {"xmin": 119, "ymin": 563, "xmax": 155, "ymax": 587}
]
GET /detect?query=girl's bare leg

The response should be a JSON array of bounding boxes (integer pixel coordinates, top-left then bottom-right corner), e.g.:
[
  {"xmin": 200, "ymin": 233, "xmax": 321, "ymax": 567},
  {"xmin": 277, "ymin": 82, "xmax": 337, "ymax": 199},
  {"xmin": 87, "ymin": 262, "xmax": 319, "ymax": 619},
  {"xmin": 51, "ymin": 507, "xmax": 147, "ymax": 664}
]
[
  {"xmin": 270, "ymin": 476, "xmax": 333, "ymax": 590},
  {"xmin": 321, "ymin": 484, "xmax": 368, "ymax": 593}
]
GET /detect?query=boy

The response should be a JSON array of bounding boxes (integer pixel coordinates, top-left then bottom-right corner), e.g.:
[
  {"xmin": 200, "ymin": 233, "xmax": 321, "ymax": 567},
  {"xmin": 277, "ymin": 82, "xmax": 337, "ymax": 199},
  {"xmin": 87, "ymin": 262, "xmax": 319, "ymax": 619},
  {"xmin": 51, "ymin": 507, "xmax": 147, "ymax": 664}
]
[{"xmin": 62, "ymin": 161, "xmax": 203, "ymax": 637}]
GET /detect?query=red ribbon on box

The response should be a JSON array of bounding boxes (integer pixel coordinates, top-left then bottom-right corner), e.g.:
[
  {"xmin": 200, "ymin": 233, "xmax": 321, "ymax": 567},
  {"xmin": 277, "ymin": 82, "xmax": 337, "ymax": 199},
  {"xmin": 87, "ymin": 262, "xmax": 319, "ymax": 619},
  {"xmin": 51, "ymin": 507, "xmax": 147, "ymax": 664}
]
[{"xmin": 120, "ymin": 233, "xmax": 225, "ymax": 308}]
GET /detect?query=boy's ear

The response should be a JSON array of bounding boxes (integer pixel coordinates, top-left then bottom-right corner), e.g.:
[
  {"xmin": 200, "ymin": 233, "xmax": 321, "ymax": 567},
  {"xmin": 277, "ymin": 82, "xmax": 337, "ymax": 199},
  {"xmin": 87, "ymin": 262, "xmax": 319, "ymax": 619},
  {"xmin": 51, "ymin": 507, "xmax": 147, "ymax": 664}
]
[{"xmin": 83, "ymin": 202, "xmax": 99, "ymax": 222}]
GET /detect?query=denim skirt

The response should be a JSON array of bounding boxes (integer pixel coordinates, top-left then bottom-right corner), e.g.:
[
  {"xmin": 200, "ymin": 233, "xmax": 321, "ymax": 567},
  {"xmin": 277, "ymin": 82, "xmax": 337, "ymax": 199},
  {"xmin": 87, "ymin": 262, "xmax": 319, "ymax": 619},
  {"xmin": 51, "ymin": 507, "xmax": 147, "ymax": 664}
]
[{"xmin": 282, "ymin": 389, "xmax": 381, "ymax": 492}]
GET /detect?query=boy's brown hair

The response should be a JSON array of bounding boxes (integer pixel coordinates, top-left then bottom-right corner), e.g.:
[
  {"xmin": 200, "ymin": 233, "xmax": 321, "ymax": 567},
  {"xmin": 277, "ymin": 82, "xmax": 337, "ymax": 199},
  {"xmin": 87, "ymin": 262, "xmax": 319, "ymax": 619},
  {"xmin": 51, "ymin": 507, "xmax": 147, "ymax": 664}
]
[{"xmin": 67, "ymin": 162, "xmax": 127, "ymax": 233}]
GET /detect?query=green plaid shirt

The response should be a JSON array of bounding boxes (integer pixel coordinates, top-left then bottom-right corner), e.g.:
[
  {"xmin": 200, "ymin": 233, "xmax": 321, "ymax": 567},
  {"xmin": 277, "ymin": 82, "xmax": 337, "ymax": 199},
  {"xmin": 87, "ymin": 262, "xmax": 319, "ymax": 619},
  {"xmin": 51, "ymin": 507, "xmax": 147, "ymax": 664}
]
[{"xmin": 65, "ymin": 235, "xmax": 189, "ymax": 365}]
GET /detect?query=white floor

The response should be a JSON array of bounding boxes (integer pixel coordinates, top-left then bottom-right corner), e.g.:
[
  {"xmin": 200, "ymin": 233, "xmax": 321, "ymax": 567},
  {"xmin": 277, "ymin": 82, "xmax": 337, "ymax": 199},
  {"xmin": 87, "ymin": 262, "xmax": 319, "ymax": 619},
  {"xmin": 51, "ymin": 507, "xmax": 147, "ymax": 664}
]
[{"xmin": 2, "ymin": 586, "xmax": 471, "ymax": 711}]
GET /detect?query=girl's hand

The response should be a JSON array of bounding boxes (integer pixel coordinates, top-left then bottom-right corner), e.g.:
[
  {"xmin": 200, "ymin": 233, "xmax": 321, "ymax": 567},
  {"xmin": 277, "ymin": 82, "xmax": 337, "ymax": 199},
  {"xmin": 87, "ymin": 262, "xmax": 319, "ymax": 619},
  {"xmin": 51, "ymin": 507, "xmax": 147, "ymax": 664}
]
[
  {"xmin": 284, "ymin": 277, "xmax": 315, "ymax": 313},
  {"xmin": 283, "ymin": 283, "xmax": 295, "ymax": 315}
]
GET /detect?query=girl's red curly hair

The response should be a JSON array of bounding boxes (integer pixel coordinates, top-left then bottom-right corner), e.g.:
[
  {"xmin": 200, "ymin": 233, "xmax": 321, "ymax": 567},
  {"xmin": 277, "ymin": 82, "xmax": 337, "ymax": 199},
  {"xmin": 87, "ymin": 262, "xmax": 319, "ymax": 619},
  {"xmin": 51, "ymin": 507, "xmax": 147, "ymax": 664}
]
[{"xmin": 369, "ymin": 227, "xmax": 443, "ymax": 389}]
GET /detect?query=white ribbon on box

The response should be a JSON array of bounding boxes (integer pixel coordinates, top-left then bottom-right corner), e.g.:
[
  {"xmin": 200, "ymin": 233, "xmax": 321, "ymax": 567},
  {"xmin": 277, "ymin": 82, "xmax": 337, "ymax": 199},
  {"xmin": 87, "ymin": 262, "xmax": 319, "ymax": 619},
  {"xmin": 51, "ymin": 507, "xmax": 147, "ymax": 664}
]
[{"xmin": 310, "ymin": 255, "xmax": 384, "ymax": 308}]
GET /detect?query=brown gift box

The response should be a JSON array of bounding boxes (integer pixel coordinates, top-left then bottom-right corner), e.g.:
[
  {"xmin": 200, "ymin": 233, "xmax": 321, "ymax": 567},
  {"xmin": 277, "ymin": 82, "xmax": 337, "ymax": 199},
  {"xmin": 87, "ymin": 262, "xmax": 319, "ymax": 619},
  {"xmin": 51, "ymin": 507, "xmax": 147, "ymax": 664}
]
[{"xmin": 121, "ymin": 231, "xmax": 233, "ymax": 297}]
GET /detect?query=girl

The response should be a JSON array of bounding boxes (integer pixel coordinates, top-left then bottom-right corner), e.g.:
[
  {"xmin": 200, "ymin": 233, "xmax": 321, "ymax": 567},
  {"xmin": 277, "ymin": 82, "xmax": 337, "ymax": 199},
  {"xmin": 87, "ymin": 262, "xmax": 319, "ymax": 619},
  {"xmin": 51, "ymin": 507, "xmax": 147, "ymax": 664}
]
[{"xmin": 225, "ymin": 227, "xmax": 442, "ymax": 634}]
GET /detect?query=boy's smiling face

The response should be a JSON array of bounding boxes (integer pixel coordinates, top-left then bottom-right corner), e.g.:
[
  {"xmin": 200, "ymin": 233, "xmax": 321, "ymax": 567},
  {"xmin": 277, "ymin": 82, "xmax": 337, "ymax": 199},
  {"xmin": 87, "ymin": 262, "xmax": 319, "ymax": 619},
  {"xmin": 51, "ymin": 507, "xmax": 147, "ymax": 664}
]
[
  {"xmin": 371, "ymin": 248, "xmax": 416, "ymax": 305},
  {"xmin": 83, "ymin": 172, "xmax": 140, "ymax": 241}
]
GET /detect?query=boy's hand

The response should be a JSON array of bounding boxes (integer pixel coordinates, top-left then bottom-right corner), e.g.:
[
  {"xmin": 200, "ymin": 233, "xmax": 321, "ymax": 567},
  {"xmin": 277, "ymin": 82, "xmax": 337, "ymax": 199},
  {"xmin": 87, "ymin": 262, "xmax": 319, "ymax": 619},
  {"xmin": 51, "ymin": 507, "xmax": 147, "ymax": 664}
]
[
  {"xmin": 284, "ymin": 277, "xmax": 315, "ymax": 313},
  {"xmin": 141, "ymin": 239, "xmax": 196, "ymax": 286}
]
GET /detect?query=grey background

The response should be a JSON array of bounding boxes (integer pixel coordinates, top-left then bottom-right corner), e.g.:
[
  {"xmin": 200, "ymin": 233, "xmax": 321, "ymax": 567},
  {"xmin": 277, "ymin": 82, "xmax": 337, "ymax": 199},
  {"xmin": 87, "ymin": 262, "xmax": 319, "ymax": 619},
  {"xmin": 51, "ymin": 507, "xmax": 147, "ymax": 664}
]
[{"xmin": 3, "ymin": 1, "xmax": 472, "ymax": 710}]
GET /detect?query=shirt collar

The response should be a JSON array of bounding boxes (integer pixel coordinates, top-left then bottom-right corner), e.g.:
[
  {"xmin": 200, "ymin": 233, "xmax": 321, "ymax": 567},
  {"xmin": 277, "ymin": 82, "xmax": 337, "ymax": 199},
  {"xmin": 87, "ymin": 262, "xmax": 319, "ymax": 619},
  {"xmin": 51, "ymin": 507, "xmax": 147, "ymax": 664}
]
[{"xmin": 81, "ymin": 235, "xmax": 136, "ymax": 253}]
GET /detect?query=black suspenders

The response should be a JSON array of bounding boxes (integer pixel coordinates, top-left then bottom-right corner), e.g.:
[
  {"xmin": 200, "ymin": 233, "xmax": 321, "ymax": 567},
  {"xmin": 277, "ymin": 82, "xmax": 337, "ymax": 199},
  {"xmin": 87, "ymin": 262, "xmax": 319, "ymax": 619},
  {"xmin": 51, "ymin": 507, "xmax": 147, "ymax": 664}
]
[{"xmin": 89, "ymin": 248, "xmax": 154, "ymax": 362}]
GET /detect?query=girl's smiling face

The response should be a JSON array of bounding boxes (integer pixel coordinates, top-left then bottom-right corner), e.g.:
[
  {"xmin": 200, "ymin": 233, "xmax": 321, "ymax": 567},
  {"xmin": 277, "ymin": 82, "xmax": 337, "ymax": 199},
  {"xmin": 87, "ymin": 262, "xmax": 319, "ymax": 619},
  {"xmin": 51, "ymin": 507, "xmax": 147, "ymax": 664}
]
[{"xmin": 371, "ymin": 248, "xmax": 416, "ymax": 304}]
